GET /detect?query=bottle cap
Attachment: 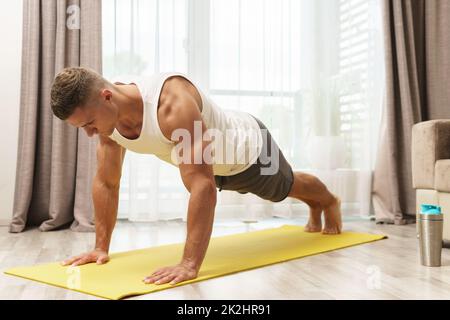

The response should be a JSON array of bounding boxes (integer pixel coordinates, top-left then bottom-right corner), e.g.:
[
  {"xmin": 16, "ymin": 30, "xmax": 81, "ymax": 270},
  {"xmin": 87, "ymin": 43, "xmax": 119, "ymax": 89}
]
[{"xmin": 420, "ymin": 204, "xmax": 442, "ymax": 214}]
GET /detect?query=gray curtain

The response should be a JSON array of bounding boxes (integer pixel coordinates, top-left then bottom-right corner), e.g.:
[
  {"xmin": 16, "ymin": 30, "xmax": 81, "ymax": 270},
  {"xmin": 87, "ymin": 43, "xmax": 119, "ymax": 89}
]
[
  {"xmin": 9, "ymin": 0, "xmax": 102, "ymax": 233},
  {"xmin": 372, "ymin": 0, "xmax": 450, "ymax": 224}
]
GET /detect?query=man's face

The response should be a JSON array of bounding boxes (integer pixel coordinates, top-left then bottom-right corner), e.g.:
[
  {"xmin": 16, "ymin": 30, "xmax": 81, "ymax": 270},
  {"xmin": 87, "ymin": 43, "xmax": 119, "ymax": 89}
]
[{"xmin": 66, "ymin": 89, "xmax": 117, "ymax": 137}]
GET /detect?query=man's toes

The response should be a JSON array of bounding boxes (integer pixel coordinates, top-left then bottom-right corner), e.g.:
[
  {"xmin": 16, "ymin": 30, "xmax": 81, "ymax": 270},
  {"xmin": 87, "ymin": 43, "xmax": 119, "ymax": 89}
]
[{"xmin": 322, "ymin": 227, "xmax": 341, "ymax": 235}]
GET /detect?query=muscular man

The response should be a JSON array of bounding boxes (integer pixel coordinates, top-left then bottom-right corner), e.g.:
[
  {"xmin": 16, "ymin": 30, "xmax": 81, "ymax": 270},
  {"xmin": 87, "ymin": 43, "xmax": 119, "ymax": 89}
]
[{"xmin": 50, "ymin": 67, "xmax": 342, "ymax": 286}]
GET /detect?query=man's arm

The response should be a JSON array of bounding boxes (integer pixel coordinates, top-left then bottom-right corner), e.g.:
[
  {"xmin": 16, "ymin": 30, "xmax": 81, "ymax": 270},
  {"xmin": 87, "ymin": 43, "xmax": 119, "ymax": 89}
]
[
  {"xmin": 93, "ymin": 135, "xmax": 126, "ymax": 252},
  {"xmin": 62, "ymin": 135, "xmax": 126, "ymax": 266},
  {"xmin": 177, "ymin": 119, "xmax": 217, "ymax": 271},
  {"xmin": 143, "ymin": 89, "xmax": 217, "ymax": 285}
]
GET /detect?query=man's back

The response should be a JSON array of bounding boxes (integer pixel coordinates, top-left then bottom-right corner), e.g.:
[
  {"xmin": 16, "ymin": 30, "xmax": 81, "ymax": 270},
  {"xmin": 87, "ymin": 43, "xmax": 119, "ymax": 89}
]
[{"xmin": 108, "ymin": 72, "xmax": 263, "ymax": 176}]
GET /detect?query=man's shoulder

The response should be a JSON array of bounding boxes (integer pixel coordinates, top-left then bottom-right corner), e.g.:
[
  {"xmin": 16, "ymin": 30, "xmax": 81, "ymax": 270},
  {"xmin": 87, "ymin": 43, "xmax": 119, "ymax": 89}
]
[
  {"xmin": 157, "ymin": 94, "xmax": 203, "ymax": 143},
  {"xmin": 159, "ymin": 75, "xmax": 203, "ymax": 112}
]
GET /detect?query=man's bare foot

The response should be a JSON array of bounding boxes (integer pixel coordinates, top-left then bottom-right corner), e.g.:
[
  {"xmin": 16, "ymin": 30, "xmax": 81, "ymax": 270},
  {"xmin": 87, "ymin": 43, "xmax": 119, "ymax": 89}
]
[
  {"xmin": 304, "ymin": 201, "xmax": 323, "ymax": 233},
  {"xmin": 322, "ymin": 195, "xmax": 342, "ymax": 234}
]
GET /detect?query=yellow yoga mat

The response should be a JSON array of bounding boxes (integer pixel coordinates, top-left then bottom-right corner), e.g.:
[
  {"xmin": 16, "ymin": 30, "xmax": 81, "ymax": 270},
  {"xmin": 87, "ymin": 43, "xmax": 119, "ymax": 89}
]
[{"xmin": 4, "ymin": 225, "xmax": 386, "ymax": 300}]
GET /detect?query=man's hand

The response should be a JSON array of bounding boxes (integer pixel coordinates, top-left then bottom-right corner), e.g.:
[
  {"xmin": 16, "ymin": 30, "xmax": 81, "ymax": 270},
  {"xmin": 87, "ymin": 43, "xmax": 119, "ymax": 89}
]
[
  {"xmin": 143, "ymin": 262, "xmax": 199, "ymax": 285},
  {"xmin": 60, "ymin": 249, "xmax": 110, "ymax": 267}
]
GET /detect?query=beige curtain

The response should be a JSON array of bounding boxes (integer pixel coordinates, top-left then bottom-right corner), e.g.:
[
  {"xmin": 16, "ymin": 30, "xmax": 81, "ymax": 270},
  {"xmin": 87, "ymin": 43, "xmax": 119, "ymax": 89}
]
[
  {"xmin": 9, "ymin": 0, "xmax": 102, "ymax": 233},
  {"xmin": 373, "ymin": 0, "xmax": 450, "ymax": 224}
]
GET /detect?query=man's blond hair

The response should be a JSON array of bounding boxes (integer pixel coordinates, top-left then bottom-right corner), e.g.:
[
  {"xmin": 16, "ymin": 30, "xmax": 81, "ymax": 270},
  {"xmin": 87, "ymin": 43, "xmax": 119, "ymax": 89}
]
[{"xmin": 50, "ymin": 67, "xmax": 108, "ymax": 120}]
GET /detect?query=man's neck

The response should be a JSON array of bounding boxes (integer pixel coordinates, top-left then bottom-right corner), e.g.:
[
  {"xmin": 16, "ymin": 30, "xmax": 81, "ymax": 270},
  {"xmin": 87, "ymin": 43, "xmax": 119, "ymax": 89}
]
[{"xmin": 113, "ymin": 84, "xmax": 143, "ymax": 130}]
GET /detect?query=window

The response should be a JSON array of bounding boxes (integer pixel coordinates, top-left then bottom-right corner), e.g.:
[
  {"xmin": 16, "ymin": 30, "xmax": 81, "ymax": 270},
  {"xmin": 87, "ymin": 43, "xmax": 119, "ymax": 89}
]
[{"xmin": 102, "ymin": 0, "xmax": 385, "ymax": 219}]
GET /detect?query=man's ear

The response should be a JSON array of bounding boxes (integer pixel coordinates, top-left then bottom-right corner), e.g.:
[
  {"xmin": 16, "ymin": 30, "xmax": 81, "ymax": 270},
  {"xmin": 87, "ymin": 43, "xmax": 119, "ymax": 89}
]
[{"xmin": 100, "ymin": 89, "xmax": 112, "ymax": 101}]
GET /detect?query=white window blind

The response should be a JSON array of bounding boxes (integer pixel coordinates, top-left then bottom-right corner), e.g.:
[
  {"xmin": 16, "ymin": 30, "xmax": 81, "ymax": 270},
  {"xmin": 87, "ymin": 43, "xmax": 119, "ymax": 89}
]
[{"xmin": 338, "ymin": 0, "xmax": 384, "ymax": 169}]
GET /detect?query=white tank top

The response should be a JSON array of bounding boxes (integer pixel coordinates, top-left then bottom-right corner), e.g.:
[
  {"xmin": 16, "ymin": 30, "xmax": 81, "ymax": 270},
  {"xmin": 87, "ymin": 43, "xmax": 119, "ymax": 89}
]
[{"xmin": 108, "ymin": 72, "xmax": 263, "ymax": 176}]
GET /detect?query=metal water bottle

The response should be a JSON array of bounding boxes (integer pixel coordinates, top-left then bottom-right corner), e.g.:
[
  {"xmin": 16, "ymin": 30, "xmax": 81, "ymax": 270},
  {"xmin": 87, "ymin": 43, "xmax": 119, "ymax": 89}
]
[{"xmin": 418, "ymin": 204, "xmax": 443, "ymax": 267}]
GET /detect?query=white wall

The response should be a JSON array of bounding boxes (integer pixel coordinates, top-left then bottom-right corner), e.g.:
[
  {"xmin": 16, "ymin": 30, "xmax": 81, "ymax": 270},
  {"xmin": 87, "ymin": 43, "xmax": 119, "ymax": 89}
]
[{"xmin": 0, "ymin": 0, "xmax": 23, "ymax": 225}]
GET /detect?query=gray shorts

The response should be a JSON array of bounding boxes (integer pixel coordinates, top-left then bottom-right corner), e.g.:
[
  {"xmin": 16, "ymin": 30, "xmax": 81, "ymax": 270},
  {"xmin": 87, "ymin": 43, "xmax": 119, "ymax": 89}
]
[{"xmin": 214, "ymin": 115, "xmax": 295, "ymax": 202}]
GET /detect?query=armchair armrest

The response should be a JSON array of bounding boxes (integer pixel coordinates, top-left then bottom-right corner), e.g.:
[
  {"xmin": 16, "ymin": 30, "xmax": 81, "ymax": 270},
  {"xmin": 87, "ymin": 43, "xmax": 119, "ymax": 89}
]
[{"xmin": 412, "ymin": 120, "xmax": 450, "ymax": 189}]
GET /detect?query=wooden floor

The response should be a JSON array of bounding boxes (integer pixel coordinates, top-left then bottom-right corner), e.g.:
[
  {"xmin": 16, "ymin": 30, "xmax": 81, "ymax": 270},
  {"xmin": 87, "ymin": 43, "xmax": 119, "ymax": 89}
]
[{"xmin": 1, "ymin": 216, "xmax": 450, "ymax": 300}]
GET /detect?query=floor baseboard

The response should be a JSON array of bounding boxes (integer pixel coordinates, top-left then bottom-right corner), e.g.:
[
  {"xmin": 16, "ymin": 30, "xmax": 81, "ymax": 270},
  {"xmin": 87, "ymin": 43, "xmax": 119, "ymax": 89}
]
[{"xmin": 0, "ymin": 219, "xmax": 10, "ymax": 226}]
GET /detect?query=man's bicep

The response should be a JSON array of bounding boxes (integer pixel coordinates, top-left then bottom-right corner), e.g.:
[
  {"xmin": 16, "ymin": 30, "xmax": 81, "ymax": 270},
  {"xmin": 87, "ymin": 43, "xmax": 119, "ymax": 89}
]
[
  {"xmin": 162, "ymin": 94, "xmax": 216, "ymax": 191},
  {"xmin": 178, "ymin": 127, "xmax": 216, "ymax": 193},
  {"xmin": 175, "ymin": 113, "xmax": 215, "ymax": 192}
]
